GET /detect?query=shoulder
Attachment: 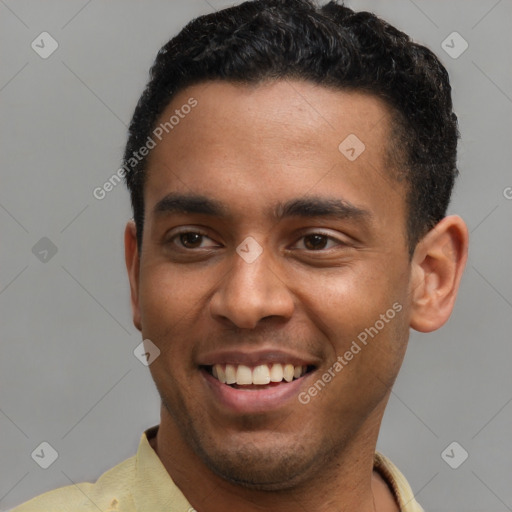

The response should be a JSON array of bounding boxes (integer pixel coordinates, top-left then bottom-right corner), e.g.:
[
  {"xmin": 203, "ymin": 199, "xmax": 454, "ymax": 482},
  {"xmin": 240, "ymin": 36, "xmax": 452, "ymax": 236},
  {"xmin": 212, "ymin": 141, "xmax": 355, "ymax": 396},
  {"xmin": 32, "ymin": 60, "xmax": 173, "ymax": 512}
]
[{"xmin": 10, "ymin": 455, "xmax": 137, "ymax": 512}]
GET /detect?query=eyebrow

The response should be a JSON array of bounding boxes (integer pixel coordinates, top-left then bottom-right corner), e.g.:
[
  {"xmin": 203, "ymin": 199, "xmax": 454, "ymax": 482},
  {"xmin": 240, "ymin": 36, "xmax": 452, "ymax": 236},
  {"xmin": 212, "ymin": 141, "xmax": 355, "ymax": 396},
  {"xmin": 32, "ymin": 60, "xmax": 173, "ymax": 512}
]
[
  {"xmin": 273, "ymin": 197, "xmax": 371, "ymax": 222},
  {"xmin": 153, "ymin": 193, "xmax": 371, "ymax": 223},
  {"xmin": 153, "ymin": 193, "xmax": 228, "ymax": 217}
]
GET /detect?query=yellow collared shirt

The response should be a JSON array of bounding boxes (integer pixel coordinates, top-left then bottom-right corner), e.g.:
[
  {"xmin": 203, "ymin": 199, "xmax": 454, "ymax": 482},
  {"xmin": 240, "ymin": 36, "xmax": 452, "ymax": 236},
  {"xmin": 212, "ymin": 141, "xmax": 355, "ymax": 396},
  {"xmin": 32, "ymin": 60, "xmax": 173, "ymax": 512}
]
[{"xmin": 12, "ymin": 426, "xmax": 424, "ymax": 512}]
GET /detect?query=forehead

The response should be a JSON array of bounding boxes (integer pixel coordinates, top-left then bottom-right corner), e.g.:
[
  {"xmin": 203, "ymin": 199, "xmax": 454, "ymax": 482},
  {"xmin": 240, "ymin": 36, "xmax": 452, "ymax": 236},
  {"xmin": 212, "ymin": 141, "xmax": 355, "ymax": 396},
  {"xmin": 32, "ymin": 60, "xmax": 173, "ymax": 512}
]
[
  {"xmin": 154, "ymin": 79, "xmax": 392, "ymax": 161},
  {"xmin": 143, "ymin": 80, "xmax": 405, "ymax": 237}
]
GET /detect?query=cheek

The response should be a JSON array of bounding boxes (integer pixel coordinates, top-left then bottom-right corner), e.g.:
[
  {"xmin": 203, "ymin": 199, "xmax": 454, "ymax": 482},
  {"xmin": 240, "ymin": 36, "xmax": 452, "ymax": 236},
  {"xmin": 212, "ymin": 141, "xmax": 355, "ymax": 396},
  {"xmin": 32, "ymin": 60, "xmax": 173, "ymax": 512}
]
[
  {"xmin": 136, "ymin": 268, "xmax": 203, "ymax": 394},
  {"xmin": 295, "ymin": 265, "xmax": 401, "ymax": 338},
  {"xmin": 139, "ymin": 263, "xmax": 209, "ymax": 323},
  {"xmin": 293, "ymin": 264, "xmax": 410, "ymax": 388},
  {"xmin": 297, "ymin": 272, "xmax": 409, "ymax": 418},
  {"xmin": 137, "ymin": 262, "xmax": 220, "ymax": 369},
  {"xmin": 137, "ymin": 267, "xmax": 190, "ymax": 362}
]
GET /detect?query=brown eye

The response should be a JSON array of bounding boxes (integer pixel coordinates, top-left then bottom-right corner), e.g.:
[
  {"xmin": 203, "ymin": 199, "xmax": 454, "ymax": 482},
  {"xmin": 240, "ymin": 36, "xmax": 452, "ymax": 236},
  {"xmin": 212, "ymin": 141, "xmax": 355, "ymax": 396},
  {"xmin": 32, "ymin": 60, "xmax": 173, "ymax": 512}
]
[
  {"xmin": 179, "ymin": 232, "xmax": 204, "ymax": 248},
  {"xmin": 303, "ymin": 234, "xmax": 329, "ymax": 250},
  {"xmin": 167, "ymin": 229, "xmax": 220, "ymax": 251}
]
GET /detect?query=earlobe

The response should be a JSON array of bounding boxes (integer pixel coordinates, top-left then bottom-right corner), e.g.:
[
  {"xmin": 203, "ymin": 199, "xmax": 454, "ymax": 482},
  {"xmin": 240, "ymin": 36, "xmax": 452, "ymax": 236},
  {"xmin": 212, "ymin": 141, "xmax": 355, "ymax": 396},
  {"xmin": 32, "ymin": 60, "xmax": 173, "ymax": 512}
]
[
  {"xmin": 409, "ymin": 215, "xmax": 469, "ymax": 333},
  {"xmin": 124, "ymin": 220, "xmax": 142, "ymax": 332}
]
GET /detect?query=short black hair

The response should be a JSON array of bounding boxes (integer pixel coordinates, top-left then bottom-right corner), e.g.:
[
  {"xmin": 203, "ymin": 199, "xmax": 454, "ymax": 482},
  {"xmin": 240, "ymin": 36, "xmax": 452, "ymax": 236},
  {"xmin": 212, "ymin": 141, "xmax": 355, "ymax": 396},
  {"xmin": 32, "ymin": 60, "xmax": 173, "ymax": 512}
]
[{"xmin": 123, "ymin": 0, "xmax": 459, "ymax": 255}]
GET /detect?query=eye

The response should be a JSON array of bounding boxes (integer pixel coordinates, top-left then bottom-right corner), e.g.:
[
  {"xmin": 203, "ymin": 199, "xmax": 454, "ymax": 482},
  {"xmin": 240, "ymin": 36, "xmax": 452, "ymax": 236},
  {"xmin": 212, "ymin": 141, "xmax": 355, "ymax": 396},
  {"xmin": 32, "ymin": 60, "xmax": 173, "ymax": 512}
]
[
  {"xmin": 294, "ymin": 233, "xmax": 345, "ymax": 251},
  {"xmin": 171, "ymin": 231, "xmax": 219, "ymax": 249}
]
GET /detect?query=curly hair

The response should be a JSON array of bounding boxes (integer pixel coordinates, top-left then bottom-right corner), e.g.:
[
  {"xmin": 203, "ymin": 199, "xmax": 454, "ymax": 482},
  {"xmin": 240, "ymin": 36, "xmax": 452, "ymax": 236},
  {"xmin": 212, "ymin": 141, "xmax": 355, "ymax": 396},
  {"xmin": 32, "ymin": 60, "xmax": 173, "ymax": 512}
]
[{"xmin": 123, "ymin": 0, "xmax": 459, "ymax": 255}]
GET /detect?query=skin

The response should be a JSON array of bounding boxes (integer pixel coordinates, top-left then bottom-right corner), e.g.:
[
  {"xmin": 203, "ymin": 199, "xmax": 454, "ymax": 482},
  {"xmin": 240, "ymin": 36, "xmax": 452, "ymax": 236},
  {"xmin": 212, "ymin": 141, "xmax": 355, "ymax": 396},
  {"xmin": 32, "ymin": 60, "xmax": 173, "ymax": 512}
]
[{"xmin": 125, "ymin": 80, "xmax": 468, "ymax": 511}]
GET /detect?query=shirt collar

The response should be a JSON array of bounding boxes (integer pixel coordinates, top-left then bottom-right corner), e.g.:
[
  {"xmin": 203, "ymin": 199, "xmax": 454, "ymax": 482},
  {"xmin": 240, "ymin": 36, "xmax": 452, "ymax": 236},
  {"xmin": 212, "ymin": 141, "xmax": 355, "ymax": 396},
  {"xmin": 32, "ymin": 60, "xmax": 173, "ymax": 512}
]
[{"xmin": 132, "ymin": 425, "xmax": 193, "ymax": 512}]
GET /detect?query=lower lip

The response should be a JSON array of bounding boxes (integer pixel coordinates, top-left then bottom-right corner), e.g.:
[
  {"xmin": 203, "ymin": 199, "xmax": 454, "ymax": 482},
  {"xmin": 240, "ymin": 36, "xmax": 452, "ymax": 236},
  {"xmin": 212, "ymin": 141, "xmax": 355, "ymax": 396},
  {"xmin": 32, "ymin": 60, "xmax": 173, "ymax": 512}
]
[{"xmin": 201, "ymin": 368, "xmax": 313, "ymax": 414}]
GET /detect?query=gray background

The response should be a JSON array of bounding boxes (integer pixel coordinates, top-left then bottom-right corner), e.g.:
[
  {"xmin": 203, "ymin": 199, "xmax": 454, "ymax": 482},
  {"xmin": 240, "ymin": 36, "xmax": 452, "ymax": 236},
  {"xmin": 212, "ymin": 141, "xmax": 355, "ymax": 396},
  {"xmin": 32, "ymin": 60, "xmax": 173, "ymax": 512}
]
[{"xmin": 1, "ymin": 0, "xmax": 511, "ymax": 510}]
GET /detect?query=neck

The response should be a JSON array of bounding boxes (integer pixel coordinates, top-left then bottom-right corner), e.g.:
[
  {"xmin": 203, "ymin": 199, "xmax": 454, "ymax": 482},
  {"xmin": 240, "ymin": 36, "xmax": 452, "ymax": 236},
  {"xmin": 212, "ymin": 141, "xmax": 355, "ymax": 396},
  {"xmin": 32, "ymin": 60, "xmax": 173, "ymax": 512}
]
[{"xmin": 150, "ymin": 404, "xmax": 398, "ymax": 512}]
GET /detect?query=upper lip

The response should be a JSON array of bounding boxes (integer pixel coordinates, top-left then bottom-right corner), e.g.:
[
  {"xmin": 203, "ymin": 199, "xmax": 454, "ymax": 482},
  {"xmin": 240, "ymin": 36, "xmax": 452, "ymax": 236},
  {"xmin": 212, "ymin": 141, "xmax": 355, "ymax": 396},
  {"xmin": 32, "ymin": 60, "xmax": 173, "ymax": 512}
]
[{"xmin": 197, "ymin": 348, "xmax": 320, "ymax": 368}]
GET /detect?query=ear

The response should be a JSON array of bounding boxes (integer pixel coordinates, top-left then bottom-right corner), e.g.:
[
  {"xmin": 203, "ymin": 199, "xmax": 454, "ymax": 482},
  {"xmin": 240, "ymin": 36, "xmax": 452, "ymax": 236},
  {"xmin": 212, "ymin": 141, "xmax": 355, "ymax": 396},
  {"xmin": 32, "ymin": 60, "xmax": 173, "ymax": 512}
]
[
  {"xmin": 409, "ymin": 215, "xmax": 469, "ymax": 332},
  {"xmin": 125, "ymin": 220, "xmax": 142, "ymax": 332}
]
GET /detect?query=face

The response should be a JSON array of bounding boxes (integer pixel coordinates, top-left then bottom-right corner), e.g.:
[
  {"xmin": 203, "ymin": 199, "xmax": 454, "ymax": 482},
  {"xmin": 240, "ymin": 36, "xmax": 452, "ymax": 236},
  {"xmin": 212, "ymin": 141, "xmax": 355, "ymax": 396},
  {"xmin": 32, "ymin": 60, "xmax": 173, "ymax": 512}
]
[{"xmin": 128, "ymin": 80, "xmax": 415, "ymax": 489}]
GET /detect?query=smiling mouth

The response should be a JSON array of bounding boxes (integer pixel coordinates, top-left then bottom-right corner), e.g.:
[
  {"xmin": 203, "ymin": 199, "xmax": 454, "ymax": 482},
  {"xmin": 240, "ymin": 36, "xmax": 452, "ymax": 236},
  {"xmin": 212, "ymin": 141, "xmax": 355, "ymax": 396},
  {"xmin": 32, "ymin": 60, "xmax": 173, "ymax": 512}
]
[{"xmin": 202, "ymin": 363, "xmax": 316, "ymax": 389}]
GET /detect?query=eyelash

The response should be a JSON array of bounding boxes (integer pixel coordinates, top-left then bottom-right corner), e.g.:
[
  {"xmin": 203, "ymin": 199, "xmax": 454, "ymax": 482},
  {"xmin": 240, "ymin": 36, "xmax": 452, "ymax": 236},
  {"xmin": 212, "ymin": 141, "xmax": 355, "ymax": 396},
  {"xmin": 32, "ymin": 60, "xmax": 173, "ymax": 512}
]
[
  {"xmin": 170, "ymin": 230, "xmax": 219, "ymax": 249},
  {"xmin": 293, "ymin": 231, "xmax": 345, "ymax": 251},
  {"xmin": 168, "ymin": 229, "xmax": 346, "ymax": 251}
]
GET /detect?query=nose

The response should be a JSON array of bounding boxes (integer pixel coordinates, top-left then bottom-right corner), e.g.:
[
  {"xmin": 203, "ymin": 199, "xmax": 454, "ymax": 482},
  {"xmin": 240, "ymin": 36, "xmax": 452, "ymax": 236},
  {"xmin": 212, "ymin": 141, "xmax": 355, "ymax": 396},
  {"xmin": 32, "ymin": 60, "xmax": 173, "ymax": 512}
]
[{"xmin": 209, "ymin": 247, "xmax": 295, "ymax": 329}]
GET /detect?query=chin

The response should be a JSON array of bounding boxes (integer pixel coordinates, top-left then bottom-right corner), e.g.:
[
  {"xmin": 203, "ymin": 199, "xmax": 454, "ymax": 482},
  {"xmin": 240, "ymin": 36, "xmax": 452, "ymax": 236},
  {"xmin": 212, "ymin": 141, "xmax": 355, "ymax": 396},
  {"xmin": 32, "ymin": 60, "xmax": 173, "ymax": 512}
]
[
  {"xmin": 206, "ymin": 453, "xmax": 311, "ymax": 490},
  {"xmin": 193, "ymin": 433, "xmax": 335, "ymax": 491}
]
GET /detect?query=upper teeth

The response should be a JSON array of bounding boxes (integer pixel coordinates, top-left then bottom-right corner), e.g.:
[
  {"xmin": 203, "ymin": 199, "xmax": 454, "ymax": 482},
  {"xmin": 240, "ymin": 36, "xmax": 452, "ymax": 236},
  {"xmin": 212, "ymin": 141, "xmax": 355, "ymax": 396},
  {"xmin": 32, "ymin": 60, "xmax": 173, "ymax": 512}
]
[{"xmin": 211, "ymin": 363, "xmax": 307, "ymax": 385}]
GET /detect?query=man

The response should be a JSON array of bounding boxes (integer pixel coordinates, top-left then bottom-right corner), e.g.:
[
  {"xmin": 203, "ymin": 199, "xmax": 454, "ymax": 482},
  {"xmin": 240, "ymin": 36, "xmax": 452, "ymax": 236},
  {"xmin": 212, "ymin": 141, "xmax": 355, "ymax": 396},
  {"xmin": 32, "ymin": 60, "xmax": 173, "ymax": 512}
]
[{"xmin": 12, "ymin": 0, "xmax": 468, "ymax": 510}]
